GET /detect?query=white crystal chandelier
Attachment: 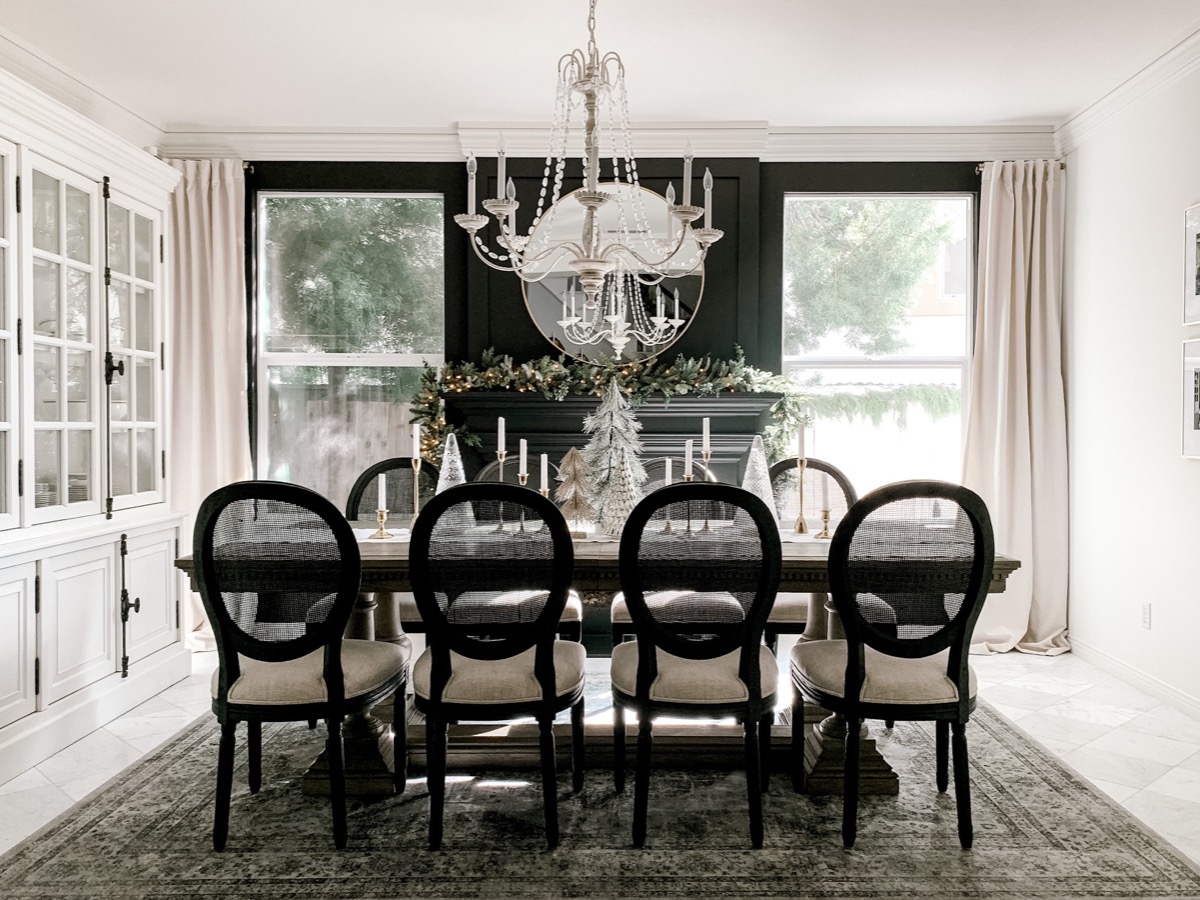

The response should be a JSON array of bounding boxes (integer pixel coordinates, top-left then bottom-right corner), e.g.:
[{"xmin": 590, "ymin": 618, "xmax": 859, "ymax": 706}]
[{"xmin": 454, "ymin": 0, "xmax": 722, "ymax": 358}]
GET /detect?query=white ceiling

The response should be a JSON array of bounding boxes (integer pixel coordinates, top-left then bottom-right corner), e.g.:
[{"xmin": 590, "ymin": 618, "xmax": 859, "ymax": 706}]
[{"xmin": 2, "ymin": 0, "xmax": 1199, "ymax": 137}]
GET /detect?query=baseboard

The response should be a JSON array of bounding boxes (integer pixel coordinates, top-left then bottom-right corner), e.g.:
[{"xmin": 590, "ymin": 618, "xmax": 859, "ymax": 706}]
[
  {"xmin": 0, "ymin": 644, "xmax": 192, "ymax": 786},
  {"xmin": 1069, "ymin": 638, "xmax": 1200, "ymax": 720}
]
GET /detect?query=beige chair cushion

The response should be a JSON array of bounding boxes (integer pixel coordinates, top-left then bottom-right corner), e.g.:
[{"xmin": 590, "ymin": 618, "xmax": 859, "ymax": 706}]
[
  {"xmin": 767, "ymin": 592, "xmax": 809, "ymax": 624},
  {"xmin": 413, "ymin": 640, "xmax": 586, "ymax": 704},
  {"xmin": 609, "ymin": 590, "xmax": 744, "ymax": 625},
  {"xmin": 610, "ymin": 642, "xmax": 778, "ymax": 704},
  {"xmin": 213, "ymin": 639, "xmax": 410, "ymax": 706},
  {"xmin": 399, "ymin": 589, "xmax": 582, "ymax": 624},
  {"xmin": 791, "ymin": 640, "xmax": 976, "ymax": 705}
]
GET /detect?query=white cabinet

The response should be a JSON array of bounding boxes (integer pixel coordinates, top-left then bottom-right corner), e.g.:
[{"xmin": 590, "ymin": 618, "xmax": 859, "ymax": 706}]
[
  {"xmin": 0, "ymin": 66, "xmax": 189, "ymax": 786},
  {"xmin": 39, "ymin": 542, "xmax": 116, "ymax": 705},
  {"xmin": 0, "ymin": 563, "xmax": 36, "ymax": 730}
]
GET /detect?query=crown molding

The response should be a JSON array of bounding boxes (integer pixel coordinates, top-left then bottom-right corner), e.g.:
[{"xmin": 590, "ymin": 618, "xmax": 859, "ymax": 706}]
[
  {"xmin": 1057, "ymin": 25, "xmax": 1200, "ymax": 155},
  {"xmin": 457, "ymin": 121, "xmax": 771, "ymax": 157},
  {"xmin": 0, "ymin": 66, "xmax": 179, "ymax": 201},
  {"xmin": 0, "ymin": 27, "xmax": 164, "ymax": 152},
  {"xmin": 158, "ymin": 127, "xmax": 463, "ymax": 162},
  {"xmin": 763, "ymin": 126, "xmax": 1057, "ymax": 162}
]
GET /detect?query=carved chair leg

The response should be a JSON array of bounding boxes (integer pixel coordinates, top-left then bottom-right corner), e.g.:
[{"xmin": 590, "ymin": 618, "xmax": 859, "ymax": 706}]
[
  {"xmin": 427, "ymin": 718, "xmax": 447, "ymax": 851},
  {"xmin": 843, "ymin": 714, "xmax": 861, "ymax": 850},
  {"xmin": 394, "ymin": 685, "xmax": 408, "ymax": 793},
  {"xmin": 952, "ymin": 720, "xmax": 973, "ymax": 850},
  {"xmin": 935, "ymin": 720, "xmax": 949, "ymax": 793},
  {"xmin": 538, "ymin": 716, "xmax": 560, "ymax": 850},
  {"xmin": 613, "ymin": 700, "xmax": 627, "ymax": 793},
  {"xmin": 213, "ymin": 720, "xmax": 237, "ymax": 852},
  {"xmin": 571, "ymin": 699, "xmax": 585, "ymax": 793},
  {"xmin": 326, "ymin": 717, "xmax": 347, "ymax": 850},
  {"xmin": 633, "ymin": 717, "xmax": 653, "ymax": 848},
  {"xmin": 247, "ymin": 720, "xmax": 262, "ymax": 794},
  {"xmin": 745, "ymin": 716, "xmax": 764, "ymax": 849}
]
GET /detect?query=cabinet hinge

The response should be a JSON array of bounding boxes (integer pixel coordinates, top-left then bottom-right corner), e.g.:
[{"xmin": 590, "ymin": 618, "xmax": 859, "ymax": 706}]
[
  {"xmin": 34, "ymin": 658, "xmax": 40, "ymax": 696},
  {"xmin": 17, "ymin": 458, "xmax": 22, "ymax": 497},
  {"xmin": 102, "ymin": 176, "xmax": 110, "ymax": 200},
  {"xmin": 120, "ymin": 533, "xmax": 128, "ymax": 557},
  {"xmin": 160, "ymin": 342, "xmax": 165, "ymax": 370},
  {"xmin": 160, "ymin": 234, "xmax": 164, "ymax": 263},
  {"xmin": 34, "ymin": 574, "xmax": 40, "ymax": 615},
  {"xmin": 103, "ymin": 266, "xmax": 111, "ymax": 287},
  {"xmin": 175, "ymin": 598, "xmax": 181, "ymax": 630},
  {"xmin": 14, "ymin": 174, "xmax": 20, "ymax": 214},
  {"xmin": 161, "ymin": 450, "xmax": 166, "ymax": 479},
  {"xmin": 105, "ymin": 497, "xmax": 113, "ymax": 519},
  {"xmin": 15, "ymin": 317, "xmax": 21, "ymax": 356}
]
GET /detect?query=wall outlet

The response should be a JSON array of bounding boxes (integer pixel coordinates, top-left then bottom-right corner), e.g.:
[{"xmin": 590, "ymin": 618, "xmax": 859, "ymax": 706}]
[{"xmin": 1141, "ymin": 602, "xmax": 1152, "ymax": 630}]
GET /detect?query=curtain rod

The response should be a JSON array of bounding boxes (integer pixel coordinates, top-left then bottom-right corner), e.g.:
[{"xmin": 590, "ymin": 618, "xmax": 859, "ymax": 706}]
[{"xmin": 975, "ymin": 161, "xmax": 1066, "ymax": 175}]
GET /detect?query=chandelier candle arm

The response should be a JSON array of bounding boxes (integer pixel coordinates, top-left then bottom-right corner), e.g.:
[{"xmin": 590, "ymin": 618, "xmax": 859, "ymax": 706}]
[{"xmin": 683, "ymin": 143, "xmax": 693, "ymax": 206}]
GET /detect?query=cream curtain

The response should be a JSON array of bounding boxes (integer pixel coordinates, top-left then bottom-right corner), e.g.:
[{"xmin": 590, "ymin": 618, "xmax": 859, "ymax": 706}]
[
  {"xmin": 167, "ymin": 159, "xmax": 252, "ymax": 648},
  {"xmin": 962, "ymin": 160, "xmax": 1070, "ymax": 655}
]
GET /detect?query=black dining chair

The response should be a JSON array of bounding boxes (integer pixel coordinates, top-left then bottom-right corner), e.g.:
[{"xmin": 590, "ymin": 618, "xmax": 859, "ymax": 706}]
[
  {"xmin": 409, "ymin": 482, "xmax": 586, "ymax": 850},
  {"xmin": 194, "ymin": 480, "xmax": 410, "ymax": 850},
  {"xmin": 765, "ymin": 457, "xmax": 858, "ymax": 651},
  {"xmin": 609, "ymin": 456, "xmax": 717, "ymax": 646},
  {"xmin": 345, "ymin": 457, "xmax": 439, "ymax": 639},
  {"xmin": 611, "ymin": 482, "xmax": 781, "ymax": 848},
  {"xmin": 790, "ymin": 480, "xmax": 993, "ymax": 849}
]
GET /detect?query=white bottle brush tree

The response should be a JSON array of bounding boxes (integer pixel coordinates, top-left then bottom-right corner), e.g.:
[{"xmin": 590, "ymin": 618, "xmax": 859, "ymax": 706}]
[
  {"xmin": 582, "ymin": 377, "xmax": 648, "ymax": 535},
  {"xmin": 555, "ymin": 447, "xmax": 597, "ymax": 536}
]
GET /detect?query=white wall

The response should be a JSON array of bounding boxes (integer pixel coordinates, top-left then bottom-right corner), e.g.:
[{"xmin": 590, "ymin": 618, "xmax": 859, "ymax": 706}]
[{"xmin": 1064, "ymin": 66, "xmax": 1200, "ymax": 711}]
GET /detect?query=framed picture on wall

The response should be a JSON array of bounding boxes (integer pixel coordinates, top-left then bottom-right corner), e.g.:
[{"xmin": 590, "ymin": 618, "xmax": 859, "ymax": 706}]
[
  {"xmin": 1187, "ymin": 205, "xmax": 1200, "ymax": 324},
  {"xmin": 1184, "ymin": 340, "xmax": 1200, "ymax": 458}
]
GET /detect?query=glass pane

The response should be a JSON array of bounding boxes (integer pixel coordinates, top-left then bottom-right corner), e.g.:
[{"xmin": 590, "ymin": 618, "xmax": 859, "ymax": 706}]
[
  {"xmin": 66, "ymin": 267, "xmax": 90, "ymax": 342},
  {"xmin": 32, "ymin": 172, "xmax": 58, "ymax": 253},
  {"xmin": 111, "ymin": 428, "xmax": 131, "ymax": 496},
  {"xmin": 67, "ymin": 350, "xmax": 90, "ymax": 421},
  {"xmin": 65, "ymin": 185, "xmax": 90, "ymax": 263},
  {"xmin": 134, "ymin": 214, "xmax": 153, "ymax": 281},
  {"xmin": 265, "ymin": 365, "xmax": 423, "ymax": 503},
  {"xmin": 34, "ymin": 346, "xmax": 59, "ymax": 421},
  {"xmin": 135, "ymin": 286, "xmax": 153, "ymax": 350},
  {"xmin": 111, "ymin": 356, "xmax": 129, "ymax": 421},
  {"xmin": 109, "ymin": 281, "xmax": 130, "ymax": 347},
  {"xmin": 33, "ymin": 259, "xmax": 59, "ymax": 336},
  {"xmin": 135, "ymin": 429, "xmax": 154, "ymax": 493},
  {"xmin": 67, "ymin": 431, "xmax": 90, "ymax": 503},
  {"xmin": 262, "ymin": 196, "xmax": 445, "ymax": 353},
  {"xmin": 135, "ymin": 358, "xmax": 153, "ymax": 421},
  {"xmin": 108, "ymin": 203, "xmax": 130, "ymax": 275},
  {"xmin": 34, "ymin": 432, "xmax": 58, "ymax": 508}
]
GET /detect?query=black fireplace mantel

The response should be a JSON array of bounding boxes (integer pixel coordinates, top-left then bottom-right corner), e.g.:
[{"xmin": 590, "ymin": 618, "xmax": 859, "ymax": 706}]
[{"xmin": 443, "ymin": 392, "xmax": 782, "ymax": 483}]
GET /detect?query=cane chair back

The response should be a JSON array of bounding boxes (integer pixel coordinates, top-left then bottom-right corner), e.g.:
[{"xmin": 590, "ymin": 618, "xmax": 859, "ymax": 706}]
[
  {"xmin": 768, "ymin": 457, "xmax": 857, "ymax": 532},
  {"xmin": 345, "ymin": 457, "xmax": 439, "ymax": 525}
]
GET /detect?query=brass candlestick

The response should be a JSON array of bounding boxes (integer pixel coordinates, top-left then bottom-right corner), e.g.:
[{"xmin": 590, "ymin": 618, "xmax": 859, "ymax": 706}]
[
  {"xmin": 409, "ymin": 456, "xmax": 422, "ymax": 531},
  {"xmin": 371, "ymin": 508, "xmax": 393, "ymax": 540},
  {"xmin": 816, "ymin": 508, "xmax": 832, "ymax": 540},
  {"xmin": 794, "ymin": 457, "xmax": 809, "ymax": 534},
  {"xmin": 538, "ymin": 487, "xmax": 549, "ymax": 498},
  {"xmin": 679, "ymin": 471, "xmax": 696, "ymax": 537},
  {"xmin": 699, "ymin": 449, "xmax": 713, "ymax": 532},
  {"xmin": 493, "ymin": 449, "xmax": 508, "ymax": 532},
  {"xmin": 517, "ymin": 472, "xmax": 529, "ymax": 533}
]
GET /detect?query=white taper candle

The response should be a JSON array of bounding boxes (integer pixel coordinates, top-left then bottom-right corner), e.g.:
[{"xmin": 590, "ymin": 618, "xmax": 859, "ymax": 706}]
[
  {"xmin": 684, "ymin": 439, "xmax": 694, "ymax": 477},
  {"xmin": 497, "ymin": 417, "xmax": 506, "ymax": 453},
  {"xmin": 519, "ymin": 439, "xmax": 527, "ymax": 476},
  {"xmin": 540, "ymin": 454, "xmax": 548, "ymax": 491},
  {"xmin": 378, "ymin": 473, "xmax": 387, "ymax": 510},
  {"xmin": 702, "ymin": 417, "xmax": 711, "ymax": 453}
]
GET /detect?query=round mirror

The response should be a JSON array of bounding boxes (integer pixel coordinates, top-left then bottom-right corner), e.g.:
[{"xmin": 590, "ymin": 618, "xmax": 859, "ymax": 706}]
[{"xmin": 521, "ymin": 182, "xmax": 704, "ymax": 362}]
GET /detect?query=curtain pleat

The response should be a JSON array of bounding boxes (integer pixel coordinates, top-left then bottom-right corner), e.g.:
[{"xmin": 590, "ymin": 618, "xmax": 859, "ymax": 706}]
[
  {"xmin": 962, "ymin": 160, "xmax": 1070, "ymax": 655},
  {"xmin": 166, "ymin": 159, "xmax": 252, "ymax": 647}
]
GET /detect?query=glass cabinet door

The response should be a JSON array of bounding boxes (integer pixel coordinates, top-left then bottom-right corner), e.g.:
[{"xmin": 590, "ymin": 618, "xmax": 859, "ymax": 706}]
[
  {"xmin": 0, "ymin": 139, "xmax": 16, "ymax": 530},
  {"xmin": 106, "ymin": 192, "xmax": 162, "ymax": 509},
  {"xmin": 22, "ymin": 154, "xmax": 101, "ymax": 521}
]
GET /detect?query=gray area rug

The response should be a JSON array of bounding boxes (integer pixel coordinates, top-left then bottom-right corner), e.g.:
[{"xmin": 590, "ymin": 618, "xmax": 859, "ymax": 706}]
[{"xmin": 3, "ymin": 705, "xmax": 1200, "ymax": 899}]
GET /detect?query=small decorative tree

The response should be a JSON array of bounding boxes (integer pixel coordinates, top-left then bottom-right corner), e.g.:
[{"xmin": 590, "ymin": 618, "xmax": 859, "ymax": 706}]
[
  {"xmin": 583, "ymin": 377, "xmax": 647, "ymax": 534},
  {"xmin": 741, "ymin": 434, "xmax": 777, "ymax": 520},
  {"xmin": 434, "ymin": 432, "xmax": 474, "ymax": 528},
  {"xmin": 555, "ymin": 447, "xmax": 596, "ymax": 537}
]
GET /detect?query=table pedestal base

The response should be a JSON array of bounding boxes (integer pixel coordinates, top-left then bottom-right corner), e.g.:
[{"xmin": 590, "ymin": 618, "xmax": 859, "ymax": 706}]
[{"xmin": 801, "ymin": 711, "xmax": 898, "ymax": 795}]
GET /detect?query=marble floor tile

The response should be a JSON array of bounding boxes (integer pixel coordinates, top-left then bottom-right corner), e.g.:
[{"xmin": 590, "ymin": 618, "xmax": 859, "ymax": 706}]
[
  {"xmin": 975, "ymin": 683, "xmax": 1064, "ymax": 711},
  {"xmin": 983, "ymin": 701, "xmax": 1034, "ymax": 722},
  {"xmin": 0, "ymin": 783, "xmax": 75, "ymax": 855},
  {"xmin": 1124, "ymin": 704, "xmax": 1200, "ymax": 748},
  {"xmin": 1178, "ymin": 749, "xmax": 1200, "ymax": 774},
  {"xmin": 1004, "ymin": 672, "xmax": 1096, "ymax": 698},
  {"xmin": 1061, "ymin": 744, "xmax": 1173, "ymax": 790},
  {"xmin": 1142, "ymin": 766, "xmax": 1200, "ymax": 806},
  {"xmin": 1122, "ymin": 790, "xmax": 1200, "ymax": 845},
  {"xmin": 1010, "ymin": 710, "xmax": 1114, "ymax": 747},
  {"xmin": 1027, "ymin": 735, "xmax": 1083, "ymax": 757},
  {"xmin": 34, "ymin": 727, "xmax": 144, "ymax": 789},
  {"xmin": 1085, "ymin": 777, "xmax": 1139, "ymax": 803},
  {"xmin": 1033, "ymin": 696, "xmax": 1145, "ymax": 729},
  {"xmin": 1070, "ymin": 681, "xmax": 1161, "ymax": 713},
  {"xmin": 1088, "ymin": 726, "xmax": 1200, "ymax": 768}
]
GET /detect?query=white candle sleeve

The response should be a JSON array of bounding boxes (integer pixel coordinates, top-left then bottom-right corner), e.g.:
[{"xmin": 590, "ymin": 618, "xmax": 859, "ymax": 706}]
[
  {"xmin": 703, "ymin": 168, "xmax": 713, "ymax": 229},
  {"xmin": 821, "ymin": 474, "xmax": 830, "ymax": 509},
  {"xmin": 412, "ymin": 424, "xmax": 421, "ymax": 458},
  {"xmin": 684, "ymin": 439, "xmax": 694, "ymax": 477},
  {"xmin": 519, "ymin": 439, "xmax": 528, "ymax": 476},
  {"xmin": 497, "ymin": 417, "xmax": 506, "ymax": 453},
  {"xmin": 797, "ymin": 426, "xmax": 805, "ymax": 461},
  {"xmin": 702, "ymin": 417, "xmax": 711, "ymax": 453},
  {"xmin": 540, "ymin": 454, "xmax": 548, "ymax": 491},
  {"xmin": 378, "ymin": 474, "xmax": 387, "ymax": 510},
  {"xmin": 664, "ymin": 459, "xmax": 672, "ymax": 484},
  {"xmin": 466, "ymin": 154, "xmax": 476, "ymax": 214},
  {"xmin": 682, "ymin": 145, "xmax": 693, "ymax": 206}
]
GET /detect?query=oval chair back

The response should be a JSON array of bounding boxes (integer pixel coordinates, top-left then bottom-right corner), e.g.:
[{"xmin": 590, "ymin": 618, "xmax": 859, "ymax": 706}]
[
  {"xmin": 768, "ymin": 456, "xmax": 857, "ymax": 531},
  {"xmin": 344, "ymin": 457, "xmax": 440, "ymax": 525}
]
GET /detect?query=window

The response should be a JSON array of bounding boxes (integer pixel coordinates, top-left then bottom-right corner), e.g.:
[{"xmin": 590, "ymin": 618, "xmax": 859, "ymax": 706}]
[
  {"xmin": 781, "ymin": 194, "xmax": 973, "ymax": 492},
  {"xmin": 256, "ymin": 193, "xmax": 445, "ymax": 505}
]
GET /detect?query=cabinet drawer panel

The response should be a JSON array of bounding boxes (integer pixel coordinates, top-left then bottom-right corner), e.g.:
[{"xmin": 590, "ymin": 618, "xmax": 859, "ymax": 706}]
[
  {"xmin": 41, "ymin": 546, "xmax": 116, "ymax": 704},
  {"xmin": 0, "ymin": 564, "xmax": 36, "ymax": 728}
]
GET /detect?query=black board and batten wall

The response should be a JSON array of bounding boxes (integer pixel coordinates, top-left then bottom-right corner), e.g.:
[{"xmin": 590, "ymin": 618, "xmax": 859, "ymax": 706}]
[{"xmin": 244, "ymin": 161, "xmax": 979, "ymax": 477}]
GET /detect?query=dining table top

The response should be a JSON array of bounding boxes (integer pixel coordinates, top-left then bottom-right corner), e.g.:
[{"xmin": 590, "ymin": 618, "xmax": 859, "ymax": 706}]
[{"xmin": 175, "ymin": 527, "xmax": 1022, "ymax": 595}]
